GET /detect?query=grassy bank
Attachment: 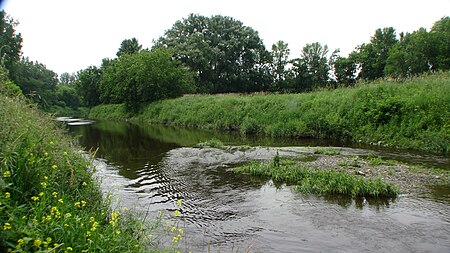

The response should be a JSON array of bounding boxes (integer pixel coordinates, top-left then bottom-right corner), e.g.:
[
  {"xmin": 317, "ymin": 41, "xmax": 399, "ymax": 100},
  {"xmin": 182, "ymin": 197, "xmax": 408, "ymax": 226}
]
[
  {"xmin": 89, "ymin": 73, "xmax": 450, "ymax": 154},
  {"xmin": 0, "ymin": 85, "xmax": 177, "ymax": 251},
  {"xmin": 234, "ymin": 156, "xmax": 399, "ymax": 198}
]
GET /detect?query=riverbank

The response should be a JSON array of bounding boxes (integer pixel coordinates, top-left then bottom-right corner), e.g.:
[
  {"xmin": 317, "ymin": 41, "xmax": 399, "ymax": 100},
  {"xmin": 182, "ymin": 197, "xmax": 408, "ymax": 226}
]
[
  {"xmin": 0, "ymin": 86, "xmax": 157, "ymax": 251},
  {"xmin": 88, "ymin": 72, "xmax": 450, "ymax": 154}
]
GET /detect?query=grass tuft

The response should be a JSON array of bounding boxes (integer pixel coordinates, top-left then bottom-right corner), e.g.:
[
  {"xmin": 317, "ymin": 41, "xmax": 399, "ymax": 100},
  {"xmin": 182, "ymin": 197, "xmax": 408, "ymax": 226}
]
[{"xmin": 234, "ymin": 156, "xmax": 398, "ymax": 198}]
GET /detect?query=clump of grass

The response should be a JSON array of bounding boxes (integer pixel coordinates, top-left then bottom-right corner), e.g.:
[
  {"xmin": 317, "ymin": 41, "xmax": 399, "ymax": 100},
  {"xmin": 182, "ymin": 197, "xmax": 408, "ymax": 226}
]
[
  {"xmin": 366, "ymin": 153, "xmax": 384, "ymax": 166},
  {"xmin": 234, "ymin": 157, "xmax": 398, "ymax": 198},
  {"xmin": 313, "ymin": 147, "xmax": 341, "ymax": 155},
  {"xmin": 195, "ymin": 138, "xmax": 224, "ymax": 148}
]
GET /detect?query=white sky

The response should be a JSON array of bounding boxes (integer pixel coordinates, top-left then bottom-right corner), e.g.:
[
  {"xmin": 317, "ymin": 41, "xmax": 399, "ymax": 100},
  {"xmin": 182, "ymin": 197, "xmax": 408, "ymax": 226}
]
[{"xmin": 2, "ymin": 0, "xmax": 449, "ymax": 75}]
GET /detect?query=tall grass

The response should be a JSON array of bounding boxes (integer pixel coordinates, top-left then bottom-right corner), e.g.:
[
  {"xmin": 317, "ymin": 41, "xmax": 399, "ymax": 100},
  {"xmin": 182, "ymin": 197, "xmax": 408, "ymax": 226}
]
[
  {"xmin": 131, "ymin": 72, "xmax": 449, "ymax": 154},
  {"xmin": 0, "ymin": 85, "xmax": 188, "ymax": 252},
  {"xmin": 234, "ymin": 159, "xmax": 398, "ymax": 198}
]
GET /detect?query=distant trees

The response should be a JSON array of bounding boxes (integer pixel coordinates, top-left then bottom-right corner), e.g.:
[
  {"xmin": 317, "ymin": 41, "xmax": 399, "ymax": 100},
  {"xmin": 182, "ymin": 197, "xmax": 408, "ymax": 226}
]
[
  {"xmin": 10, "ymin": 58, "xmax": 58, "ymax": 107},
  {"xmin": 3, "ymin": 10, "xmax": 449, "ymax": 113},
  {"xmin": 77, "ymin": 48, "xmax": 195, "ymax": 112},
  {"xmin": 384, "ymin": 17, "xmax": 450, "ymax": 78},
  {"xmin": 0, "ymin": 11, "xmax": 22, "ymax": 73},
  {"xmin": 155, "ymin": 14, "xmax": 271, "ymax": 93},
  {"xmin": 270, "ymin": 40, "xmax": 291, "ymax": 89},
  {"xmin": 76, "ymin": 66, "xmax": 103, "ymax": 107},
  {"xmin": 116, "ymin": 37, "xmax": 142, "ymax": 57}
]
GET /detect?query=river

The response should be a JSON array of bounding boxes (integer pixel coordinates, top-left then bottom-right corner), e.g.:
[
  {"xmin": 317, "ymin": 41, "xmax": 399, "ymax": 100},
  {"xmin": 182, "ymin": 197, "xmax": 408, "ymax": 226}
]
[{"xmin": 68, "ymin": 120, "xmax": 450, "ymax": 253}]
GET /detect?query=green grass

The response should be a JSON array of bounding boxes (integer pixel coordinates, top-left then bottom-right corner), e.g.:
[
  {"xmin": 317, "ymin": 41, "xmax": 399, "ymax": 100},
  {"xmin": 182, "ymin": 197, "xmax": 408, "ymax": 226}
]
[
  {"xmin": 88, "ymin": 104, "xmax": 131, "ymax": 120},
  {"xmin": 0, "ymin": 84, "xmax": 186, "ymax": 252},
  {"xmin": 195, "ymin": 138, "xmax": 224, "ymax": 148},
  {"xmin": 313, "ymin": 147, "xmax": 341, "ymax": 155},
  {"xmin": 234, "ymin": 158, "xmax": 398, "ymax": 198},
  {"xmin": 89, "ymin": 72, "xmax": 449, "ymax": 154}
]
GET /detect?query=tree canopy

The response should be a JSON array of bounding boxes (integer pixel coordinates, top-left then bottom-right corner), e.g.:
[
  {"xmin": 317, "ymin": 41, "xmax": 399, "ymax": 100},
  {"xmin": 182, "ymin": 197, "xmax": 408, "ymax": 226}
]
[{"xmin": 155, "ymin": 14, "xmax": 271, "ymax": 93}]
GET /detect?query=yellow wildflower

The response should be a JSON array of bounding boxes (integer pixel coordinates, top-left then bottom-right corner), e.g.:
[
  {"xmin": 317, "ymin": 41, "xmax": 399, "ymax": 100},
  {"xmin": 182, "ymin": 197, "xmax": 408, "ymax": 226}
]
[
  {"xmin": 31, "ymin": 196, "xmax": 39, "ymax": 201},
  {"xmin": 178, "ymin": 228, "xmax": 184, "ymax": 235},
  {"xmin": 81, "ymin": 200, "xmax": 86, "ymax": 207},
  {"xmin": 3, "ymin": 170, "xmax": 11, "ymax": 177},
  {"xmin": 171, "ymin": 226, "xmax": 177, "ymax": 232},
  {"xmin": 63, "ymin": 151, "xmax": 68, "ymax": 156},
  {"xmin": 5, "ymin": 192, "xmax": 10, "ymax": 198},
  {"xmin": 49, "ymin": 141, "xmax": 54, "ymax": 145},
  {"xmin": 176, "ymin": 199, "xmax": 182, "ymax": 207},
  {"xmin": 44, "ymin": 152, "xmax": 48, "ymax": 156},
  {"xmin": 51, "ymin": 165, "xmax": 57, "ymax": 170},
  {"xmin": 39, "ymin": 192, "xmax": 44, "ymax": 197},
  {"xmin": 172, "ymin": 236, "xmax": 179, "ymax": 244},
  {"xmin": 34, "ymin": 239, "xmax": 42, "ymax": 248},
  {"xmin": 66, "ymin": 246, "xmax": 73, "ymax": 251},
  {"xmin": 58, "ymin": 198, "xmax": 64, "ymax": 204},
  {"xmin": 174, "ymin": 209, "xmax": 181, "ymax": 217},
  {"xmin": 74, "ymin": 201, "xmax": 81, "ymax": 208},
  {"xmin": 52, "ymin": 191, "xmax": 58, "ymax": 198},
  {"xmin": 3, "ymin": 222, "xmax": 11, "ymax": 230},
  {"xmin": 41, "ymin": 182, "xmax": 47, "ymax": 188},
  {"xmin": 82, "ymin": 182, "xmax": 87, "ymax": 186},
  {"xmin": 65, "ymin": 213, "xmax": 72, "ymax": 219},
  {"xmin": 17, "ymin": 238, "xmax": 26, "ymax": 248}
]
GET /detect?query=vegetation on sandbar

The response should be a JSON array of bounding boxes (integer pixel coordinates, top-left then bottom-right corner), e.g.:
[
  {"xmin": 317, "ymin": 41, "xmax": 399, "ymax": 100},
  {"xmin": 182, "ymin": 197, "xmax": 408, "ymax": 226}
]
[{"xmin": 234, "ymin": 156, "xmax": 399, "ymax": 198}]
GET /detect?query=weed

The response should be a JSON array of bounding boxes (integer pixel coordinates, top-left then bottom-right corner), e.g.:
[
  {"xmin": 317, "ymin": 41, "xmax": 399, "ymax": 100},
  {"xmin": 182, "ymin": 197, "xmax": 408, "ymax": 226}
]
[
  {"xmin": 195, "ymin": 138, "xmax": 224, "ymax": 148},
  {"xmin": 313, "ymin": 147, "xmax": 341, "ymax": 155}
]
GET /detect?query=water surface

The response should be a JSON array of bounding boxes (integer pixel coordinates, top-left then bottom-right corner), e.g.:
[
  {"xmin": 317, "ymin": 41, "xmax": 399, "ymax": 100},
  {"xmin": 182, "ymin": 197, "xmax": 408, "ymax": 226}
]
[{"xmin": 69, "ymin": 121, "xmax": 450, "ymax": 253}]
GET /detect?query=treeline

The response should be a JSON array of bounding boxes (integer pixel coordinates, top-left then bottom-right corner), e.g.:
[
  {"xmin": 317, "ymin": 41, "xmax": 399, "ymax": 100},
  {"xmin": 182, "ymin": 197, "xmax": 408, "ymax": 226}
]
[{"xmin": 1, "ymin": 11, "xmax": 449, "ymax": 113}]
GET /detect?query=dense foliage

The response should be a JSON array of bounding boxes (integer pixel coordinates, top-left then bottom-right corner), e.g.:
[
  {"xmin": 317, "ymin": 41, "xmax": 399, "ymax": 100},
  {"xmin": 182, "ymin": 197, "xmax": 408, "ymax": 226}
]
[
  {"xmin": 100, "ymin": 48, "xmax": 195, "ymax": 111},
  {"xmin": 155, "ymin": 14, "xmax": 272, "ymax": 93}
]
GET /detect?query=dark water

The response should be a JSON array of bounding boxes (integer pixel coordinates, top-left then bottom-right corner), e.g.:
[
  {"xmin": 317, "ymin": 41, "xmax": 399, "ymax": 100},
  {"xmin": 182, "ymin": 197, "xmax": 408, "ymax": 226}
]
[{"xmin": 69, "ymin": 121, "xmax": 450, "ymax": 253}]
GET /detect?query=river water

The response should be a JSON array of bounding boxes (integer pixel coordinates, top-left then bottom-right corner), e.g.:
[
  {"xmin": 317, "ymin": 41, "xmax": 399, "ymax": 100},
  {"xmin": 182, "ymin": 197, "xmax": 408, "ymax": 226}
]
[{"xmin": 68, "ymin": 121, "xmax": 450, "ymax": 253}]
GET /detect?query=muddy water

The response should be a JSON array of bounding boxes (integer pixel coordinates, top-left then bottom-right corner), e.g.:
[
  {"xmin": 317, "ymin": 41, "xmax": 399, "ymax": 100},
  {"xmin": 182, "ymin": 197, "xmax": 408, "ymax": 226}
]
[{"xmin": 69, "ymin": 121, "xmax": 450, "ymax": 253}]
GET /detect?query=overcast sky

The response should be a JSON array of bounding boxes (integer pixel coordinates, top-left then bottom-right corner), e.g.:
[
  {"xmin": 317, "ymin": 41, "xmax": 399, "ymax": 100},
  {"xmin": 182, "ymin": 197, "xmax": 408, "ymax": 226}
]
[{"xmin": 2, "ymin": 0, "xmax": 449, "ymax": 75}]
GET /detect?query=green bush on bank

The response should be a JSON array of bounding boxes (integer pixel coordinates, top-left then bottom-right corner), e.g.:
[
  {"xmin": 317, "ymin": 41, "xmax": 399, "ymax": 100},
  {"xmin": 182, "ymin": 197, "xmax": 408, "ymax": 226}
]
[
  {"xmin": 0, "ymin": 87, "xmax": 150, "ymax": 251},
  {"xmin": 234, "ymin": 158, "xmax": 398, "ymax": 198}
]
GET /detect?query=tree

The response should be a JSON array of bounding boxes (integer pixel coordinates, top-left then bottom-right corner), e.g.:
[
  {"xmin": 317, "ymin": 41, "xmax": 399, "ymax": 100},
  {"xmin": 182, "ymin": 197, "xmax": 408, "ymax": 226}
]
[
  {"xmin": 429, "ymin": 16, "xmax": 450, "ymax": 71},
  {"xmin": 0, "ymin": 11, "xmax": 22, "ymax": 73},
  {"xmin": 333, "ymin": 56, "xmax": 357, "ymax": 85},
  {"xmin": 59, "ymin": 72, "xmax": 77, "ymax": 85},
  {"xmin": 270, "ymin": 40, "xmax": 291, "ymax": 89},
  {"xmin": 116, "ymin": 37, "xmax": 142, "ymax": 57},
  {"xmin": 291, "ymin": 42, "xmax": 332, "ymax": 90},
  {"xmin": 101, "ymin": 48, "xmax": 195, "ymax": 111},
  {"xmin": 10, "ymin": 58, "xmax": 58, "ymax": 107},
  {"xmin": 352, "ymin": 27, "xmax": 398, "ymax": 80},
  {"xmin": 155, "ymin": 14, "xmax": 271, "ymax": 93},
  {"xmin": 76, "ymin": 66, "xmax": 102, "ymax": 107}
]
